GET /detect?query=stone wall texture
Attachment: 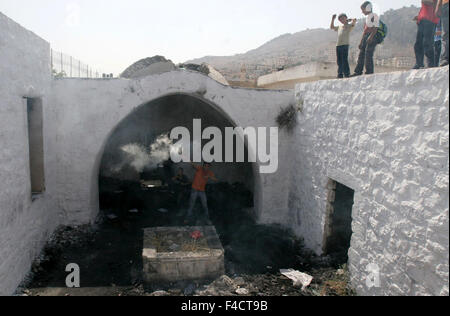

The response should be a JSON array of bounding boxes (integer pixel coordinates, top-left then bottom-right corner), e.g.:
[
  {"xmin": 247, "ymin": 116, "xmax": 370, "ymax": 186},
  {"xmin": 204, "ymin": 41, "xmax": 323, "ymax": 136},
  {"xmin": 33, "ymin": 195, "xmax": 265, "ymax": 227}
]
[
  {"xmin": 292, "ymin": 68, "xmax": 449, "ymax": 296},
  {"xmin": 0, "ymin": 12, "xmax": 59, "ymax": 296}
]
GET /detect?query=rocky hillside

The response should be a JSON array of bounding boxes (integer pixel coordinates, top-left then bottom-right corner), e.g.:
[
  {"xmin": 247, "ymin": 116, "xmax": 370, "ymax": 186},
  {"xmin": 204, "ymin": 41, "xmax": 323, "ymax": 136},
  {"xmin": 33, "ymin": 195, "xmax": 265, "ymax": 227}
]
[{"xmin": 187, "ymin": 6, "xmax": 420, "ymax": 80}]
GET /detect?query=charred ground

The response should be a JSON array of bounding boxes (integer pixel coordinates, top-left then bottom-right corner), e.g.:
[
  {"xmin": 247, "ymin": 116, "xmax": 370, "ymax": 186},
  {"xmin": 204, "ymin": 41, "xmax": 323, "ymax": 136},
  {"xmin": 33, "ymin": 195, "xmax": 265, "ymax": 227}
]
[{"xmin": 18, "ymin": 180, "xmax": 354, "ymax": 296}]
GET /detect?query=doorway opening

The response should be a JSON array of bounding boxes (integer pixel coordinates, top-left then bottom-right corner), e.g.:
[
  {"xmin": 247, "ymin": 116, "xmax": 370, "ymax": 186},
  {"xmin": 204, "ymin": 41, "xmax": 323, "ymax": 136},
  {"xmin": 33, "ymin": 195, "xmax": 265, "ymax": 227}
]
[{"xmin": 323, "ymin": 179, "xmax": 355, "ymax": 263}]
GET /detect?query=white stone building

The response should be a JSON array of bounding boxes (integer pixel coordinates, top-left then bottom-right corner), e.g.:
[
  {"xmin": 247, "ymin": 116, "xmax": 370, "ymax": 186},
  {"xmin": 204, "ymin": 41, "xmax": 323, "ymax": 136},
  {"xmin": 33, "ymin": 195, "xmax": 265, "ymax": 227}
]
[{"xmin": 0, "ymin": 12, "xmax": 448, "ymax": 296}]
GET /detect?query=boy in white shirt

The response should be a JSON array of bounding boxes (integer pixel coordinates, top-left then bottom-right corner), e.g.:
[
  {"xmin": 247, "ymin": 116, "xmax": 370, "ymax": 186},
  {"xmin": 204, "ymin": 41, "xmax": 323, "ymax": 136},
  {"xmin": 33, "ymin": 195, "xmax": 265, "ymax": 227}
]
[{"xmin": 352, "ymin": 1, "xmax": 383, "ymax": 76}]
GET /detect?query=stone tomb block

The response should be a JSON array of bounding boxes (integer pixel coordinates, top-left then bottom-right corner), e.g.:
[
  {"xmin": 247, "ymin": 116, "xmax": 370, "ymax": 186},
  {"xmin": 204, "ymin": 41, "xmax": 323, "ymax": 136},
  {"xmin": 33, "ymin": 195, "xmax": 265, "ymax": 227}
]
[{"xmin": 143, "ymin": 226, "xmax": 225, "ymax": 282}]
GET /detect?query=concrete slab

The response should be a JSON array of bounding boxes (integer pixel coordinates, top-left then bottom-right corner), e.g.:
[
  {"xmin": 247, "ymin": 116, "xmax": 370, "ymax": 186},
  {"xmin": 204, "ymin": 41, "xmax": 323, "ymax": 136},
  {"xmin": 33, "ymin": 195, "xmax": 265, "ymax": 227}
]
[{"xmin": 143, "ymin": 226, "xmax": 225, "ymax": 283}]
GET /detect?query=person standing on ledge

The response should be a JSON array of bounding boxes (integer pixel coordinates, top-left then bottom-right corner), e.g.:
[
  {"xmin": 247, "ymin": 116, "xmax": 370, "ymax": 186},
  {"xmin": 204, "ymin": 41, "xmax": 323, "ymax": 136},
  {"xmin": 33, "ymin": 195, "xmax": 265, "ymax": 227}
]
[
  {"xmin": 434, "ymin": 19, "xmax": 443, "ymax": 67},
  {"xmin": 351, "ymin": 1, "xmax": 384, "ymax": 76},
  {"xmin": 186, "ymin": 162, "xmax": 218, "ymax": 222},
  {"xmin": 331, "ymin": 13, "xmax": 357, "ymax": 78},
  {"xmin": 413, "ymin": 0, "xmax": 439, "ymax": 69},
  {"xmin": 436, "ymin": 0, "xmax": 449, "ymax": 66}
]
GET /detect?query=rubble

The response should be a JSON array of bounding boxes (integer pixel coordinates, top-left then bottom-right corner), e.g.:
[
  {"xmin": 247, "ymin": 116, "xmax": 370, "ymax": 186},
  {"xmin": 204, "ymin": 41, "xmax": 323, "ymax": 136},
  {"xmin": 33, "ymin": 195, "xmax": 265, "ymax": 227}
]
[
  {"xmin": 47, "ymin": 225, "xmax": 97, "ymax": 249},
  {"xmin": 179, "ymin": 63, "xmax": 229, "ymax": 86},
  {"xmin": 149, "ymin": 290, "xmax": 169, "ymax": 297},
  {"xmin": 235, "ymin": 288, "xmax": 249, "ymax": 295},
  {"xmin": 184, "ymin": 284, "xmax": 197, "ymax": 296},
  {"xmin": 120, "ymin": 57, "xmax": 230, "ymax": 86},
  {"xmin": 121, "ymin": 56, "xmax": 176, "ymax": 79},
  {"xmin": 195, "ymin": 275, "xmax": 238, "ymax": 296},
  {"xmin": 20, "ymin": 180, "xmax": 355, "ymax": 297},
  {"xmin": 280, "ymin": 269, "xmax": 313, "ymax": 290}
]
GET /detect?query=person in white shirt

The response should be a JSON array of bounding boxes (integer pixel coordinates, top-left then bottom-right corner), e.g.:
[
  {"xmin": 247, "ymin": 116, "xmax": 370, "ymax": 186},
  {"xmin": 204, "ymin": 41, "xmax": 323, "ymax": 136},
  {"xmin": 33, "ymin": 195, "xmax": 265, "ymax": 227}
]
[
  {"xmin": 331, "ymin": 13, "xmax": 357, "ymax": 78},
  {"xmin": 352, "ymin": 1, "xmax": 383, "ymax": 76}
]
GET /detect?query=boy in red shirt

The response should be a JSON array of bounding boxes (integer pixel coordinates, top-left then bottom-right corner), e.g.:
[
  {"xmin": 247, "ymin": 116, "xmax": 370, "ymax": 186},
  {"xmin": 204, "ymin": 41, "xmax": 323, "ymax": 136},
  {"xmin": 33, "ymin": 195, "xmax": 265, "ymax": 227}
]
[
  {"xmin": 413, "ymin": 0, "xmax": 440, "ymax": 69},
  {"xmin": 186, "ymin": 163, "xmax": 218, "ymax": 220}
]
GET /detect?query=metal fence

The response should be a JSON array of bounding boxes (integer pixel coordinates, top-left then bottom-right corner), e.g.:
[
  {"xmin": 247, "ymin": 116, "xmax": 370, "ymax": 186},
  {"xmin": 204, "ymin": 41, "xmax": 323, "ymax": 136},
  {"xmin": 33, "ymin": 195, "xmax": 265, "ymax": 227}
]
[{"xmin": 51, "ymin": 49, "xmax": 113, "ymax": 78}]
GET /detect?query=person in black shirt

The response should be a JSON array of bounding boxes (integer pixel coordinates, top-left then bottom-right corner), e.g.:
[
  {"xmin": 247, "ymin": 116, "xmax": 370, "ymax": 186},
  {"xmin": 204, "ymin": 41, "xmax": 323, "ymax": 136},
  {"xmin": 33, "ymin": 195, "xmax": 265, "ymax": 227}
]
[{"xmin": 172, "ymin": 167, "xmax": 190, "ymax": 207}]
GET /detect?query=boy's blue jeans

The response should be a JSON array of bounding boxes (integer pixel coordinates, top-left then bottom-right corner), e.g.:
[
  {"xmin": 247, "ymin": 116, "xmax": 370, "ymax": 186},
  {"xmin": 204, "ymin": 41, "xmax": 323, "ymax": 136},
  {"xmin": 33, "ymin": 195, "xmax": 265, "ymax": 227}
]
[
  {"xmin": 414, "ymin": 19, "xmax": 437, "ymax": 68},
  {"xmin": 336, "ymin": 45, "xmax": 350, "ymax": 77},
  {"xmin": 355, "ymin": 33, "xmax": 382, "ymax": 75},
  {"xmin": 187, "ymin": 189, "xmax": 209, "ymax": 218}
]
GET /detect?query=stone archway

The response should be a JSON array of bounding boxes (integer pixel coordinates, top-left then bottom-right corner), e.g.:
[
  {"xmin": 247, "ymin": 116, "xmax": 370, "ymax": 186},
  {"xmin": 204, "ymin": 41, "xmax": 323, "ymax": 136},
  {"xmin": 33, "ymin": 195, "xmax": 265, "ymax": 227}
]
[{"xmin": 90, "ymin": 92, "xmax": 262, "ymax": 222}]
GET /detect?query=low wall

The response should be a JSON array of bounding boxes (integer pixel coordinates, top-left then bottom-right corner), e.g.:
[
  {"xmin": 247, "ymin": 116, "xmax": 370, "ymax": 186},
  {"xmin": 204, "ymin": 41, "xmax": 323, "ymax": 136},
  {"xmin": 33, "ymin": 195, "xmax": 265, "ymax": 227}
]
[{"xmin": 257, "ymin": 62, "xmax": 337, "ymax": 87}]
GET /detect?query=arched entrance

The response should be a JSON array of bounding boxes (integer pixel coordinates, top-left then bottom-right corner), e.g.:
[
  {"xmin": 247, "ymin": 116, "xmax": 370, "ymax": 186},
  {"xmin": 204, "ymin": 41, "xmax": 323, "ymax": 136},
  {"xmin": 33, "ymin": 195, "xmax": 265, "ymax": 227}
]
[{"xmin": 96, "ymin": 93, "xmax": 258, "ymax": 228}]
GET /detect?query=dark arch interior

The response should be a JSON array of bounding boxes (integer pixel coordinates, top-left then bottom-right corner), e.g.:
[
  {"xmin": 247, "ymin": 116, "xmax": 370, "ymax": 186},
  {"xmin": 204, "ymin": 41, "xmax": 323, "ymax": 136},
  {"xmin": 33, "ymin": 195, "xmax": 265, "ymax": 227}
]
[
  {"xmin": 91, "ymin": 94, "xmax": 304, "ymax": 283},
  {"xmin": 100, "ymin": 94, "xmax": 255, "ymax": 189},
  {"xmin": 99, "ymin": 94, "xmax": 256, "ymax": 234}
]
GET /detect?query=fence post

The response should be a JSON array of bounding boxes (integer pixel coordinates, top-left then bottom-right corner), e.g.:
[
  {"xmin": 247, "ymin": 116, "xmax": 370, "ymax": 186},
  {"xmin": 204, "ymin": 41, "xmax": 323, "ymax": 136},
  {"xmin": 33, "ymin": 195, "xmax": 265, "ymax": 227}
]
[
  {"xmin": 70, "ymin": 56, "xmax": 73, "ymax": 77},
  {"xmin": 61, "ymin": 51, "xmax": 63, "ymax": 75}
]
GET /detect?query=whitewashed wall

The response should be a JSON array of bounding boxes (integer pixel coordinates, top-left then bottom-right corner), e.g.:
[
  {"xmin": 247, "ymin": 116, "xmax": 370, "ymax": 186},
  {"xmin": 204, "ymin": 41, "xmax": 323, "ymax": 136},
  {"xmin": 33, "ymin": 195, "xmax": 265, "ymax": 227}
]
[
  {"xmin": 48, "ymin": 73, "xmax": 294, "ymax": 226},
  {"xmin": 0, "ymin": 12, "xmax": 59, "ymax": 296},
  {"xmin": 1, "ymin": 11, "xmax": 448, "ymax": 296},
  {"xmin": 291, "ymin": 67, "xmax": 449, "ymax": 296}
]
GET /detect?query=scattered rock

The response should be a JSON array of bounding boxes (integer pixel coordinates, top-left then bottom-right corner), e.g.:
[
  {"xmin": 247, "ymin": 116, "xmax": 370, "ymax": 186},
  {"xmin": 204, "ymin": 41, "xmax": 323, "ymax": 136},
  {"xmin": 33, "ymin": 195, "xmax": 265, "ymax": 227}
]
[
  {"xmin": 168, "ymin": 289, "xmax": 183, "ymax": 296},
  {"xmin": 195, "ymin": 275, "xmax": 238, "ymax": 296},
  {"xmin": 235, "ymin": 288, "xmax": 249, "ymax": 295},
  {"xmin": 179, "ymin": 63, "xmax": 229, "ymax": 86},
  {"xmin": 215, "ymin": 275, "xmax": 237, "ymax": 290},
  {"xmin": 280, "ymin": 269, "xmax": 313, "ymax": 290},
  {"xmin": 184, "ymin": 284, "xmax": 197, "ymax": 296},
  {"xmin": 233, "ymin": 277, "xmax": 246, "ymax": 287},
  {"xmin": 150, "ymin": 290, "xmax": 169, "ymax": 297}
]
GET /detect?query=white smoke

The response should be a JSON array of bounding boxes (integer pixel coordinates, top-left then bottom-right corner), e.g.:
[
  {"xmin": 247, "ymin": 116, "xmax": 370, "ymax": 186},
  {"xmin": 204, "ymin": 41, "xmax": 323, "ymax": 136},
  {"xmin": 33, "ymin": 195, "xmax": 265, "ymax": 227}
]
[
  {"xmin": 111, "ymin": 134, "xmax": 174, "ymax": 174},
  {"xmin": 149, "ymin": 134, "xmax": 173, "ymax": 164},
  {"xmin": 120, "ymin": 143, "xmax": 152, "ymax": 173}
]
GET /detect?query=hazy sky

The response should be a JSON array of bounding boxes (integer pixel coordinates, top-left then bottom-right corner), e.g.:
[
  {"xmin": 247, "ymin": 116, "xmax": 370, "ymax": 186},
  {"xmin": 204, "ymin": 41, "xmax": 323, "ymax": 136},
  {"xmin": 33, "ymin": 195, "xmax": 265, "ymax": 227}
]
[{"xmin": 0, "ymin": 0, "xmax": 419, "ymax": 74}]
